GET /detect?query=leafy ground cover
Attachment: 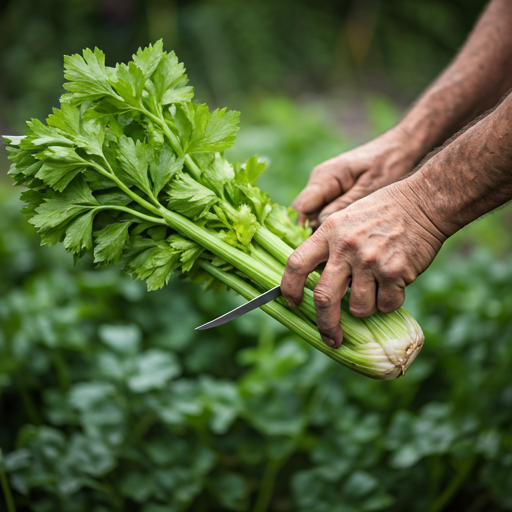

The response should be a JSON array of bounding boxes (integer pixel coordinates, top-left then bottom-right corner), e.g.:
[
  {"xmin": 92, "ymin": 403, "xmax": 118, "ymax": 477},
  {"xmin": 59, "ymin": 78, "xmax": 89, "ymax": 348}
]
[{"xmin": 1, "ymin": 97, "xmax": 512, "ymax": 512}]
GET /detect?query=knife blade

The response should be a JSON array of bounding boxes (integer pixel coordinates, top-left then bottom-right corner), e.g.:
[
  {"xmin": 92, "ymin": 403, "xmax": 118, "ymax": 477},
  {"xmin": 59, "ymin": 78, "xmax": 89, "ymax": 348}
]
[{"xmin": 195, "ymin": 285, "xmax": 282, "ymax": 330}]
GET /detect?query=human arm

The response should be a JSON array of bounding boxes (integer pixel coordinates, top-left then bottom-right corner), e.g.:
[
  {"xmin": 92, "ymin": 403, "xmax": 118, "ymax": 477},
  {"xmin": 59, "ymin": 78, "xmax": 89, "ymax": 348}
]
[
  {"xmin": 281, "ymin": 88, "xmax": 512, "ymax": 348},
  {"xmin": 293, "ymin": 0, "xmax": 512, "ymax": 227}
]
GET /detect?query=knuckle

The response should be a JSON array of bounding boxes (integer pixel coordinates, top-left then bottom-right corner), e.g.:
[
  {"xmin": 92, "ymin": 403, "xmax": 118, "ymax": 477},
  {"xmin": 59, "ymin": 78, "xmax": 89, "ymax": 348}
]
[
  {"xmin": 378, "ymin": 262, "xmax": 404, "ymax": 282},
  {"xmin": 320, "ymin": 214, "xmax": 337, "ymax": 231},
  {"xmin": 313, "ymin": 286, "xmax": 335, "ymax": 308},
  {"xmin": 286, "ymin": 251, "xmax": 305, "ymax": 274},
  {"xmin": 349, "ymin": 295, "xmax": 373, "ymax": 317},
  {"xmin": 349, "ymin": 305, "xmax": 372, "ymax": 317},
  {"xmin": 378, "ymin": 293, "xmax": 404, "ymax": 313},
  {"xmin": 335, "ymin": 235, "xmax": 357, "ymax": 254},
  {"xmin": 360, "ymin": 251, "xmax": 378, "ymax": 268}
]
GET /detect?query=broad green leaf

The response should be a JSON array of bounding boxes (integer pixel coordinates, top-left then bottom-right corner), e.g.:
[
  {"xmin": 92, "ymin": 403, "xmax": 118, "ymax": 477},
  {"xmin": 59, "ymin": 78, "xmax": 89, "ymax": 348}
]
[
  {"xmin": 168, "ymin": 234, "xmax": 204, "ymax": 272},
  {"xmin": 35, "ymin": 161, "xmax": 84, "ymax": 192},
  {"xmin": 128, "ymin": 349, "xmax": 181, "ymax": 393},
  {"xmin": 110, "ymin": 61, "xmax": 146, "ymax": 108},
  {"xmin": 115, "ymin": 135, "xmax": 152, "ymax": 195},
  {"xmin": 265, "ymin": 204, "xmax": 310, "ymax": 248},
  {"xmin": 231, "ymin": 204, "xmax": 259, "ymax": 247},
  {"xmin": 201, "ymin": 153, "xmax": 234, "ymax": 198},
  {"xmin": 150, "ymin": 144, "xmax": 184, "ymax": 195},
  {"xmin": 46, "ymin": 103, "xmax": 106, "ymax": 156},
  {"xmin": 30, "ymin": 176, "xmax": 98, "ymax": 232},
  {"xmin": 94, "ymin": 222, "xmax": 132, "ymax": 265},
  {"xmin": 149, "ymin": 51, "xmax": 194, "ymax": 109},
  {"xmin": 20, "ymin": 119, "xmax": 74, "ymax": 149},
  {"xmin": 64, "ymin": 209, "xmax": 97, "ymax": 253},
  {"xmin": 132, "ymin": 39, "xmax": 164, "ymax": 79},
  {"xmin": 167, "ymin": 172, "xmax": 218, "ymax": 219},
  {"xmin": 127, "ymin": 241, "xmax": 180, "ymax": 290},
  {"xmin": 98, "ymin": 324, "xmax": 142, "ymax": 355},
  {"xmin": 175, "ymin": 103, "xmax": 239, "ymax": 154},
  {"xmin": 63, "ymin": 47, "xmax": 123, "ymax": 105}
]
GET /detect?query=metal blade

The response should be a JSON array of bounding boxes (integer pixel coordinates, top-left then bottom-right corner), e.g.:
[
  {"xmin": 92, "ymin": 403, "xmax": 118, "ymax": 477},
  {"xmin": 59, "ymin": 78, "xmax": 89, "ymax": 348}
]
[{"xmin": 195, "ymin": 285, "xmax": 282, "ymax": 330}]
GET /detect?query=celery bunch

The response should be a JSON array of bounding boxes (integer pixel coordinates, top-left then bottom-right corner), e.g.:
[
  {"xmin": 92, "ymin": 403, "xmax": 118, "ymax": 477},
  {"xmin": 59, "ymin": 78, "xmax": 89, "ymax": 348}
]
[{"xmin": 4, "ymin": 41, "xmax": 423, "ymax": 379}]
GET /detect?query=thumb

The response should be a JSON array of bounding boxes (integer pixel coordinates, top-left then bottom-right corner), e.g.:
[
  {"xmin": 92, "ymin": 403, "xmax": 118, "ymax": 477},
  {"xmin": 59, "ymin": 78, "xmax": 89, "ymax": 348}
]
[
  {"xmin": 319, "ymin": 184, "xmax": 369, "ymax": 222},
  {"xmin": 291, "ymin": 180, "xmax": 342, "ymax": 215}
]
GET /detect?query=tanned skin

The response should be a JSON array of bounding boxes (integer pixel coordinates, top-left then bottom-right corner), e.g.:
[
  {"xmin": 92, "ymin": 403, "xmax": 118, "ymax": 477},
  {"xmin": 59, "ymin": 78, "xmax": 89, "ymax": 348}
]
[{"xmin": 281, "ymin": 0, "xmax": 512, "ymax": 348}]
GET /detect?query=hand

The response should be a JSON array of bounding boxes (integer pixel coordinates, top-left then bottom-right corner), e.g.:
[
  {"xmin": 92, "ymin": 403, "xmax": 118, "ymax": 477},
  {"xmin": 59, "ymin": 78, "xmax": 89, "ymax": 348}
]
[
  {"xmin": 292, "ymin": 126, "xmax": 424, "ymax": 229},
  {"xmin": 281, "ymin": 181, "xmax": 446, "ymax": 348}
]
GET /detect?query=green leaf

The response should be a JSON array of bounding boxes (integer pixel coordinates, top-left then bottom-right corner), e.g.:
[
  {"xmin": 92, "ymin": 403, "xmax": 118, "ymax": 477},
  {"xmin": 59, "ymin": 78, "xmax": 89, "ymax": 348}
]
[
  {"xmin": 98, "ymin": 324, "xmax": 142, "ymax": 355},
  {"xmin": 265, "ymin": 204, "xmax": 310, "ymax": 248},
  {"xmin": 115, "ymin": 135, "xmax": 152, "ymax": 195},
  {"xmin": 168, "ymin": 234, "xmax": 204, "ymax": 272},
  {"xmin": 128, "ymin": 349, "xmax": 181, "ymax": 393},
  {"xmin": 231, "ymin": 204, "xmax": 259, "ymax": 247},
  {"xmin": 175, "ymin": 103, "xmax": 240, "ymax": 154},
  {"xmin": 110, "ymin": 61, "xmax": 146, "ymax": 108},
  {"xmin": 150, "ymin": 51, "xmax": 194, "ymax": 108},
  {"xmin": 211, "ymin": 472, "xmax": 249, "ymax": 511},
  {"xmin": 132, "ymin": 39, "xmax": 164, "ymax": 79},
  {"xmin": 46, "ymin": 103, "xmax": 106, "ymax": 157},
  {"xmin": 127, "ymin": 240, "xmax": 181, "ymax": 290},
  {"xmin": 150, "ymin": 144, "xmax": 184, "ymax": 195},
  {"xmin": 64, "ymin": 209, "xmax": 97, "ymax": 253},
  {"xmin": 20, "ymin": 118, "xmax": 74, "ymax": 149},
  {"xmin": 63, "ymin": 47, "xmax": 122, "ymax": 105},
  {"xmin": 201, "ymin": 153, "xmax": 234, "ymax": 198},
  {"xmin": 94, "ymin": 222, "xmax": 132, "ymax": 265},
  {"xmin": 167, "ymin": 172, "xmax": 218, "ymax": 219},
  {"xmin": 30, "ymin": 176, "xmax": 98, "ymax": 233},
  {"xmin": 35, "ymin": 161, "xmax": 84, "ymax": 192}
]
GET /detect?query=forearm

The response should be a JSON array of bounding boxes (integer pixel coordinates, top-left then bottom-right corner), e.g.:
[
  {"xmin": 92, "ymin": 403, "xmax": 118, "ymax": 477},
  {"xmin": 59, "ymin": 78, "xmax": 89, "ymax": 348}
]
[
  {"xmin": 403, "ymin": 89, "xmax": 512, "ymax": 238},
  {"xmin": 398, "ymin": 0, "xmax": 512, "ymax": 158}
]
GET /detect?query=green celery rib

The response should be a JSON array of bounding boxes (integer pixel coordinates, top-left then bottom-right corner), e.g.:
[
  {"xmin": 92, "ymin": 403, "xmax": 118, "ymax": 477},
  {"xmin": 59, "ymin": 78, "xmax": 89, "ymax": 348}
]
[
  {"xmin": 198, "ymin": 260, "xmax": 386, "ymax": 379},
  {"xmin": 254, "ymin": 226, "xmax": 321, "ymax": 289}
]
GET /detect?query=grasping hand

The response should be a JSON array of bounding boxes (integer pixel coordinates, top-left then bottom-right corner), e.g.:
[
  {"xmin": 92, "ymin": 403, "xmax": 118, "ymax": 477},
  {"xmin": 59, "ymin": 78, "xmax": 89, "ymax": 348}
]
[
  {"xmin": 292, "ymin": 127, "xmax": 424, "ymax": 229},
  {"xmin": 281, "ymin": 181, "xmax": 446, "ymax": 348}
]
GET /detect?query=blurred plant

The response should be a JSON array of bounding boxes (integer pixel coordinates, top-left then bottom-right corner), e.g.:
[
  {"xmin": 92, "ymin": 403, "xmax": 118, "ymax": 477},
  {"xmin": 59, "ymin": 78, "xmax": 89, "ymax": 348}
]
[
  {"xmin": 0, "ymin": 0, "xmax": 488, "ymax": 133},
  {"xmin": 1, "ymin": 97, "xmax": 512, "ymax": 511}
]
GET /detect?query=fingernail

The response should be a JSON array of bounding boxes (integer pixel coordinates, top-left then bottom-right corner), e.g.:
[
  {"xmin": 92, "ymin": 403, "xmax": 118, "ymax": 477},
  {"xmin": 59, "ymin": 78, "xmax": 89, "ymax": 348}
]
[
  {"xmin": 319, "ymin": 215, "xmax": 328, "ymax": 224},
  {"xmin": 322, "ymin": 336, "xmax": 336, "ymax": 348},
  {"xmin": 285, "ymin": 299, "xmax": 295, "ymax": 308}
]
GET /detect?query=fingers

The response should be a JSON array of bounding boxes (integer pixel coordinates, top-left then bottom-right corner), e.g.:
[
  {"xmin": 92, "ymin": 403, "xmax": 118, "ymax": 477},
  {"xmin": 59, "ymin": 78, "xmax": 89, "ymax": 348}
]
[
  {"xmin": 313, "ymin": 261, "xmax": 351, "ymax": 348},
  {"xmin": 319, "ymin": 182, "xmax": 370, "ymax": 223},
  {"xmin": 377, "ymin": 281, "xmax": 405, "ymax": 313},
  {"xmin": 281, "ymin": 233, "xmax": 329, "ymax": 308},
  {"xmin": 348, "ymin": 270, "xmax": 378, "ymax": 317},
  {"xmin": 298, "ymin": 209, "xmax": 322, "ymax": 230},
  {"xmin": 292, "ymin": 180, "xmax": 342, "ymax": 217}
]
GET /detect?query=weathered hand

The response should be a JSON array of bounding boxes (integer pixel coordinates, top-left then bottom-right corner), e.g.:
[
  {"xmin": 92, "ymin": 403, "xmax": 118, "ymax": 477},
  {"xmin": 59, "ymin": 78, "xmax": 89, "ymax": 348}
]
[
  {"xmin": 281, "ymin": 181, "xmax": 446, "ymax": 348},
  {"xmin": 292, "ymin": 126, "xmax": 423, "ymax": 229}
]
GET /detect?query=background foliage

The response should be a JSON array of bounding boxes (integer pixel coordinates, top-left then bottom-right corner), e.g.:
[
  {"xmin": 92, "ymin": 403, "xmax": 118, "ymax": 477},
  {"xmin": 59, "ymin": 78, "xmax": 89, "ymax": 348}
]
[{"xmin": 2, "ymin": 1, "xmax": 512, "ymax": 511}]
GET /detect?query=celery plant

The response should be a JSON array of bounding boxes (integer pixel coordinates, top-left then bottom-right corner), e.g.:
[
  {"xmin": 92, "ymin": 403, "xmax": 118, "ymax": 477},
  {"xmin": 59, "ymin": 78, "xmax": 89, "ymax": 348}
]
[{"xmin": 3, "ymin": 41, "xmax": 423, "ymax": 379}]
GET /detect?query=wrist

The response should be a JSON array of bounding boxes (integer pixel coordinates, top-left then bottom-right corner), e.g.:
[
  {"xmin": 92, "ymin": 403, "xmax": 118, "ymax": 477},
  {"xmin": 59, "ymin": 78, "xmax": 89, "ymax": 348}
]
[
  {"xmin": 389, "ymin": 176, "xmax": 450, "ymax": 243},
  {"xmin": 386, "ymin": 123, "xmax": 430, "ymax": 164}
]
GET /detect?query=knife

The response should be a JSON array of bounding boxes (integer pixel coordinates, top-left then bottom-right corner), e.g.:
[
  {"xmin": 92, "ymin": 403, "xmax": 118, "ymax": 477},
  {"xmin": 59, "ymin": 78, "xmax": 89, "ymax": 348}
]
[{"xmin": 195, "ymin": 285, "xmax": 282, "ymax": 330}]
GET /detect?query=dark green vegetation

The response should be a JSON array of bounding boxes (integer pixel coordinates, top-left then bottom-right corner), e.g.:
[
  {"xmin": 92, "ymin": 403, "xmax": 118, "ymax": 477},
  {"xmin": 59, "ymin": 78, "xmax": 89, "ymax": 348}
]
[
  {"xmin": 4, "ymin": 43, "xmax": 424, "ymax": 380},
  {"xmin": 1, "ymin": 98, "xmax": 512, "ymax": 511},
  {"xmin": 1, "ymin": 0, "xmax": 510, "ymax": 510}
]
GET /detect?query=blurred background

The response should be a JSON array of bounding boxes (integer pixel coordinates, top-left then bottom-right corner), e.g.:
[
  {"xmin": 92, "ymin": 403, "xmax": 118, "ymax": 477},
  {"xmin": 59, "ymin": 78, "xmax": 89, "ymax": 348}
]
[{"xmin": 3, "ymin": 1, "xmax": 512, "ymax": 511}]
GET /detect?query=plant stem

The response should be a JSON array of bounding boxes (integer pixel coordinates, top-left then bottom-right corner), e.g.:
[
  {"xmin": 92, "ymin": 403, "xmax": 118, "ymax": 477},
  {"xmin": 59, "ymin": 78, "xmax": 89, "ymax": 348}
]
[
  {"xmin": 252, "ymin": 458, "xmax": 284, "ymax": 512},
  {"xmin": 16, "ymin": 382, "xmax": 41, "ymax": 426},
  {"xmin": 0, "ymin": 450, "xmax": 17, "ymax": 512},
  {"xmin": 254, "ymin": 227, "xmax": 321, "ymax": 289},
  {"xmin": 197, "ymin": 261, "xmax": 382, "ymax": 377},
  {"xmin": 428, "ymin": 456, "xmax": 476, "ymax": 512}
]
